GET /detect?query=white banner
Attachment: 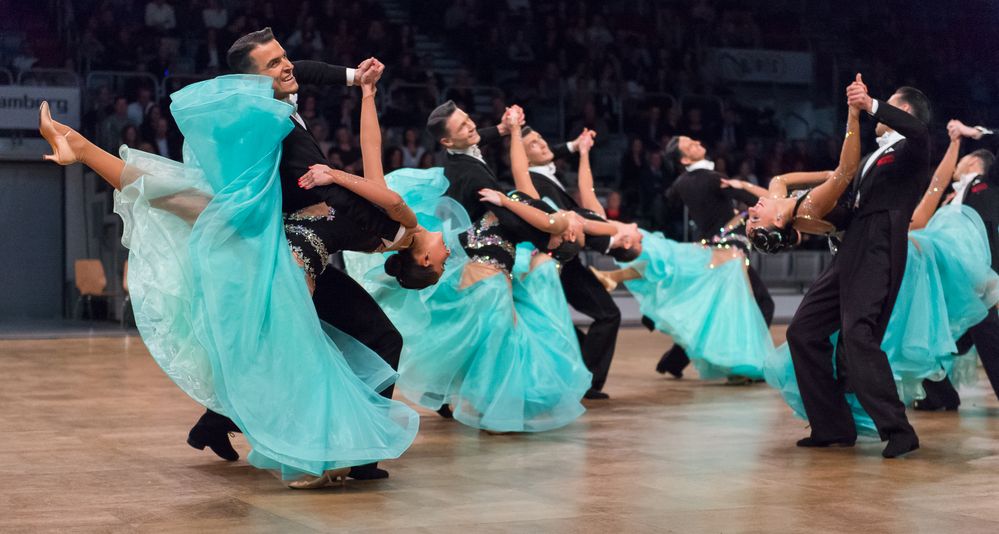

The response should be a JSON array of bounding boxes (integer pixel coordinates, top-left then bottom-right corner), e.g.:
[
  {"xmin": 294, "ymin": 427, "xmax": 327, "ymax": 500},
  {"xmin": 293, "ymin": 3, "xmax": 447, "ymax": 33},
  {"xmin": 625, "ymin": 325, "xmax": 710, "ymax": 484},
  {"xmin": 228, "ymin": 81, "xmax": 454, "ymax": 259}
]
[
  {"xmin": 708, "ymin": 48, "xmax": 813, "ymax": 85},
  {"xmin": 0, "ymin": 86, "xmax": 81, "ymax": 129}
]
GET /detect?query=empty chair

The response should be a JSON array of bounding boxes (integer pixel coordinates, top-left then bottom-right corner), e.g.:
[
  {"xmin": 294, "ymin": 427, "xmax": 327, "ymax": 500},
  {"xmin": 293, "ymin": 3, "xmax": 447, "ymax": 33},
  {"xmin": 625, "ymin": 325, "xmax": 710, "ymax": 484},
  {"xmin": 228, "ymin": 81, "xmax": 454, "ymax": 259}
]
[
  {"xmin": 791, "ymin": 251, "xmax": 825, "ymax": 289},
  {"xmin": 756, "ymin": 253, "xmax": 792, "ymax": 287},
  {"xmin": 74, "ymin": 259, "xmax": 109, "ymax": 320}
]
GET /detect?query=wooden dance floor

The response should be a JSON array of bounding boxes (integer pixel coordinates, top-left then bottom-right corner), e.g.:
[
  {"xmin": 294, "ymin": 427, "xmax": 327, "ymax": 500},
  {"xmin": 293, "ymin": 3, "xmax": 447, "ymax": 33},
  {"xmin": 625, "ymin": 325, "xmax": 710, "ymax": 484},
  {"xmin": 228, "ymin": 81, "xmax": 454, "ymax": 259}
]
[{"xmin": 3, "ymin": 327, "xmax": 999, "ymax": 533}]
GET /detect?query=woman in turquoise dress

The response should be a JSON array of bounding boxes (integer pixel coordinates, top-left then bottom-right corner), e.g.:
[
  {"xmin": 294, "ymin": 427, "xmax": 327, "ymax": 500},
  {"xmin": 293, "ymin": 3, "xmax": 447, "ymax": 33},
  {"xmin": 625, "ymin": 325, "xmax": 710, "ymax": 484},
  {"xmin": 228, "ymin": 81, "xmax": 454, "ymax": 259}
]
[
  {"xmin": 36, "ymin": 73, "xmax": 421, "ymax": 487},
  {"xmin": 755, "ymin": 122, "xmax": 999, "ymax": 434},
  {"xmin": 560, "ymin": 130, "xmax": 775, "ymax": 381},
  {"xmin": 347, "ymin": 110, "xmax": 594, "ymax": 432}
]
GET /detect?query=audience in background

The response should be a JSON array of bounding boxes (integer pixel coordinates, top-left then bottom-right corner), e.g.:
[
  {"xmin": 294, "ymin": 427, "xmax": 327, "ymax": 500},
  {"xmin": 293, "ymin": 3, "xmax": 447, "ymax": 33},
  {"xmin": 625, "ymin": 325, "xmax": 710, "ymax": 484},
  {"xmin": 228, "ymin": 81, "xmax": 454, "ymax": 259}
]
[{"xmin": 6, "ymin": 0, "xmax": 997, "ymax": 241}]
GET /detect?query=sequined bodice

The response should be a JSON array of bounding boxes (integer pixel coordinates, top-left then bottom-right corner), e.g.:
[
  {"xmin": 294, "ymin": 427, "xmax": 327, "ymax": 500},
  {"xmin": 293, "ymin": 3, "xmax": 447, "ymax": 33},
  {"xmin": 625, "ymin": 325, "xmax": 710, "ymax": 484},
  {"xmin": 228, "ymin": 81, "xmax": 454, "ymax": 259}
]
[
  {"xmin": 459, "ymin": 194, "xmax": 559, "ymax": 277},
  {"xmin": 460, "ymin": 212, "xmax": 522, "ymax": 276}
]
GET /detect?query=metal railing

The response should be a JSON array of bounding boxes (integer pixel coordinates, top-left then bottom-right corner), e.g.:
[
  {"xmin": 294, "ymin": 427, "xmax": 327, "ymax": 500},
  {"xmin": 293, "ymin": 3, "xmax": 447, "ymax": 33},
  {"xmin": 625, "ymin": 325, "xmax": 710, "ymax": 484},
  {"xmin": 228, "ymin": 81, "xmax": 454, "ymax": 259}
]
[
  {"xmin": 162, "ymin": 74, "xmax": 210, "ymax": 98},
  {"xmin": 85, "ymin": 71, "xmax": 161, "ymax": 97},
  {"xmin": 619, "ymin": 92, "xmax": 678, "ymax": 135},
  {"xmin": 17, "ymin": 68, "xmax": 80, "ymax": 87}
]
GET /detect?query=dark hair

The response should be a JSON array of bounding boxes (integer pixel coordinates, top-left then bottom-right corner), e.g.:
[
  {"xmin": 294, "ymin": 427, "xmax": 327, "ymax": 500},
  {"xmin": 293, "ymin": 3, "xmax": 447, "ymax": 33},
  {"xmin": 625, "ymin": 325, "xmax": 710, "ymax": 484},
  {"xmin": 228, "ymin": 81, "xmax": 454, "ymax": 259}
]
[
  {"xmin": 226, "ymin": 27, "xmax": 275, "ymax": 74},
  {"xmin": 426, "ymin": 100, "xmax": 458, "ymax": 141},
  {"xmin": 521, "ymin": 125, "xmax": 535, "ymax": 136},
  {"xmin": 894, "ymin": 86, "xmax": 931, "ymax": 125},
  {"xmin": 548, "ymin": 239, "xmax": 581, "ymax": 263},
  {"xmin": 664, "ymin": 135, "xmax": 683, "ymax": 176},
  {"xmin": 969, "ymin": 149, "xmax": 995, "ymax": 175},
  {"xmin": 384, "ymin": 250, "xmax": 439, "ymax": 290},
  {"xmin": 608, "ymin": 246, "xmax": 641, "ymax": 263},
  {"xmin": 749, "ymin": 225, "xmax": 800, "ymax": 254}
]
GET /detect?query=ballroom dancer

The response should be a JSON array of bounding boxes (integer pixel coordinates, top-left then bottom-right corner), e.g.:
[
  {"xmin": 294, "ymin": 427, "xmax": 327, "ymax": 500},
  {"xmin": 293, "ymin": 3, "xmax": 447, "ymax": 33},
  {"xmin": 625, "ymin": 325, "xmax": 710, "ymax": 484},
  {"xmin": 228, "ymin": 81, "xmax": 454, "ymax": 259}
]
[
  {"xmin": 572, "ymin": 133, "xmax": 774, "ymax": 380},
  {"xmin": 363, "ymin": 106, "xmax": 592, "ymax": 432},
  {"xmin": 763, "ymin": 122, "xmax": 999, "ymax": 435},
  {"xmin": 751, "ymin": 75, "xmax": 930, "ymax": 458},
  {"xmin": 659, "ymin": 135, "xmax": 775, "ymax": 378},
  {"xmin": 519, "ymin": 125, "xmax": 631, "ymax": 399},
  {"xmin": 186, "ymin": 29, "xmax": 421, "ymax": 481},
  {"xmin": 37, "ymin": 73, "xmax": 419, "ymax": 487},
  {"xmin": 914, "ymin": 121, "xmax": 999, "ymax": 411}
]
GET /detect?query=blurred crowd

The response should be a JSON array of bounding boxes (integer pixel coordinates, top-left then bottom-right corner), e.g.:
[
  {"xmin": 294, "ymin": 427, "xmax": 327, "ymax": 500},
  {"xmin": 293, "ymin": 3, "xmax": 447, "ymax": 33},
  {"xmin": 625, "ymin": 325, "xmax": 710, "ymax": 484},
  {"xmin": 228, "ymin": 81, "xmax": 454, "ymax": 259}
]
[{"xmin": 5, "ymin": 0, "xmax": 998, "ymax": 239}]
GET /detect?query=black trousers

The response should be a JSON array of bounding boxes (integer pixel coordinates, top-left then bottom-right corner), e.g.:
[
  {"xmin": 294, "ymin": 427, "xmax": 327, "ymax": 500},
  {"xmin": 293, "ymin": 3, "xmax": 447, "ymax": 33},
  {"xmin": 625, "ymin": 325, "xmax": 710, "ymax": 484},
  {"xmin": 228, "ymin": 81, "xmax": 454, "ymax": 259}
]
[
  {"xmin": 921, "ymin": 307, "xmax": 999, "ymax": 403},
  {"xmin": 561, "ymin": 258, "xmax": 621, "ymax": 391},
  {"xmin": 658, "ymin": 265, "xmax": 774, "ymax": 375},
  {"xmin": 786, "ymin": 212, "xmax": 913, "ymax": 441},
  {"xmin": 199, "ymin": 266, "xmax": 403, "ymax": 469},
  {"xmin": 311, "ymin": 267, "xmax": 403, "ymax": 400}
]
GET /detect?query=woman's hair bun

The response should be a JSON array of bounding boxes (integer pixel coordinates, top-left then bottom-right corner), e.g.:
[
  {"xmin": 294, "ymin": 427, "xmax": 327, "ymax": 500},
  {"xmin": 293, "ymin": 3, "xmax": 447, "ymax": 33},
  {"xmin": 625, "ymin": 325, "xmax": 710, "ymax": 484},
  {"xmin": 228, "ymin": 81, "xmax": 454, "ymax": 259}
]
[{"xmin": 384, "ymin": 253, "xmax": 402, "ymax": 276}]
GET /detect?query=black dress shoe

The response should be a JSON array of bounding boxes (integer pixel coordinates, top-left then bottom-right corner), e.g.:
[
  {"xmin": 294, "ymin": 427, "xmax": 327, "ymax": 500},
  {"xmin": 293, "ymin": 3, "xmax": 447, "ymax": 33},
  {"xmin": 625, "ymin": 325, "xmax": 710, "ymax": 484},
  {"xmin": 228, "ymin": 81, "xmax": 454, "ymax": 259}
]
[
  {"xmin": 348, "ymin": 464, "xmax": 389, "ymax": 480},
  {"xmin": 882, "ymin": 433, "xmax": 919, "ymax": 458},
  {"xmin": 436, "ymin": 405, "xmax": 454, "ymax": 419},
  {"xmin": 187, "ymin": 410, "xmax": 240, "ymax": 461},
  {"xmin": 913, "ymin": 398, "xmax": 959, "ymax": 411},
  {"xmin": 796, "ymin": 436, "xmax": 856, "ymax": 448},
  {"xmin": 187, "ymin": 425, "xmax": 239, "ymax": 461},
  {"xmin": 584, "ymin": 388, "xmax": 610, "ymax": 400},
  {"xmin": 656, "ymin": 353, "xmax": 683, "ymax": 378},
  {"xmin": 640, "ymin": 315, "xmax": 656, "ymax": 332}
]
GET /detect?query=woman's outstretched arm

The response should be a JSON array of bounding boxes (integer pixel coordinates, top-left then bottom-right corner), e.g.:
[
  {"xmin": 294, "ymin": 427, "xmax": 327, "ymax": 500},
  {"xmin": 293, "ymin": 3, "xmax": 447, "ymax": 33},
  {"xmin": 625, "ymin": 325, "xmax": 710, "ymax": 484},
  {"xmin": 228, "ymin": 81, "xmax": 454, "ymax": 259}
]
[
  {"xmin": 358, "ymin": 58, "xmax": 387, "ymax": 187},
  {"xmin": 479, "ymin": 188, "xmax": 572, "ymax": 235},
  {"xmin": 574, "ymin": 129, "xmax": 606, "ymax": 216},
  {"xmin": 766, "ymin": 171, "xmax": 833, "ymax": 198},
  {"xmin": 507, "ymin": 107, "xmax": 542, "ymax": 199},
  {"xmin": 910, "ymin": 130, "xmax": 961, "ymax": 230},
  {"xmin": 796, "ymin": 103, "xmax": 862, "ymax": 220}
]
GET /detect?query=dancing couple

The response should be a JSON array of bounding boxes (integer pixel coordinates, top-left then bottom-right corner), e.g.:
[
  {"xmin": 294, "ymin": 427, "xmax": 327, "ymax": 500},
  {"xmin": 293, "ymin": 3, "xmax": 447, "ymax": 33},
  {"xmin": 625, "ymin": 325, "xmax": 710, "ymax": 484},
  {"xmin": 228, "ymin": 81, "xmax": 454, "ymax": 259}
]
[{"xmin": 38, "ymin": 28, "xmax": 448, "ymax": 487}]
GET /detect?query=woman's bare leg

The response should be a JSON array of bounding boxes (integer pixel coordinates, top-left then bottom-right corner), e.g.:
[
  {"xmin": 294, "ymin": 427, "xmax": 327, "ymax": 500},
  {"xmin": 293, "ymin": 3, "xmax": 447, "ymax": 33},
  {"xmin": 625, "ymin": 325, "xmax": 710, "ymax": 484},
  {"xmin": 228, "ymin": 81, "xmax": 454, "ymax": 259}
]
[
  {"xmin": 40, "ymin": 101, "xmax": 125, "ymax": 190},
  {"xmin": 589, "ymin": 266, "xmax": 640, "ymax": 292}
]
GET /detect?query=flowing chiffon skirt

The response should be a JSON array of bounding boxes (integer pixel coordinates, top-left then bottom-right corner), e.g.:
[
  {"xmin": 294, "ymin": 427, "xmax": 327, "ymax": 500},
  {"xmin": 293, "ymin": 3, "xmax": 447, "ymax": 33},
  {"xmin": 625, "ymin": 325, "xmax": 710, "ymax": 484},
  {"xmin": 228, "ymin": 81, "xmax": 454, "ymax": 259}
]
[
  {"xmin": 113, "ymin": 74, "xmax": 418, "ymax": 479},
  {"xmin": 344, "ymin": 168, "xmax": 592, "ymax": 432},
  {"xmin": 765, "ymin": 205, "xmax": 999, "ymax": 434},
  {"xmin": 619, "ymin": 231, "xmax": 775, "ymax": 379}
]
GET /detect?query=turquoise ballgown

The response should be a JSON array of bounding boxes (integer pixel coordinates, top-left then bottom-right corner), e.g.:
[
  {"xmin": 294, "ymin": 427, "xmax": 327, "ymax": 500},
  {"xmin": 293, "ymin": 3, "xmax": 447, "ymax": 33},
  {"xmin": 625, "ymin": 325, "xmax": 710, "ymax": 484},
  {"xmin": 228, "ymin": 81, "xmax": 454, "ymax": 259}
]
[
  {"xmin": 617, "ymin": 230, "xmax": 775, "ymax": 379},
  {"xmin": 765, "ymin": 205, "xmax": 999, "ymax": 434},
  {"xmin": 344, "ymin": 168, "xmax": 593, "ymax": 432},
  {"xmin": 112, "ymin": 75, "xmax": 418, "ymax": 479}
]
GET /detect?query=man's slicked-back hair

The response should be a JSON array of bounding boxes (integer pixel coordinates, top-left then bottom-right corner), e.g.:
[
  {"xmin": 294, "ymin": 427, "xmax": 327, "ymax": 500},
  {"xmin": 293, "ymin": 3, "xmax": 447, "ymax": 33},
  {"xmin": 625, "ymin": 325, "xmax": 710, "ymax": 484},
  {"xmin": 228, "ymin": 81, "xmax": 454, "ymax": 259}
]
[
  {"xmin": 969, "ymin": 148, "xmax": 995, "ymax": 175},
  {"xmin": 895, "ymin": 86, "xmax": 932, "ymax": 125},
  {"xmin": 226, "ymin": 27, "xmax": 275, "ymax": 74},
  {"xmin": 427, "ymin": 100, "xmax": 458, "ymax": 142},
  {"xmin": 664, "ymin": 135, "xmax": 683, "ymax": 176}
]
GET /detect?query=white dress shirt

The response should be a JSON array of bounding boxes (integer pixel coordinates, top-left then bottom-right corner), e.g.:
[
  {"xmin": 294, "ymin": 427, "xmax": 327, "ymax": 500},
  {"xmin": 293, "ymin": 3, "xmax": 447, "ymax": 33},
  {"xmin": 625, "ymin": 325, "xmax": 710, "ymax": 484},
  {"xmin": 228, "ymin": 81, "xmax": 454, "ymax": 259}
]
[
  {"xmin": 685, "ymin": 159, "xmax": 716, "ymax": 172},
  {"xmin": 446, "ymin": 145, "xmax": 486, "ymax": 165},
  {"xmin": 952, "ymin": 173, "xmax": 978, "ymax": 207}
]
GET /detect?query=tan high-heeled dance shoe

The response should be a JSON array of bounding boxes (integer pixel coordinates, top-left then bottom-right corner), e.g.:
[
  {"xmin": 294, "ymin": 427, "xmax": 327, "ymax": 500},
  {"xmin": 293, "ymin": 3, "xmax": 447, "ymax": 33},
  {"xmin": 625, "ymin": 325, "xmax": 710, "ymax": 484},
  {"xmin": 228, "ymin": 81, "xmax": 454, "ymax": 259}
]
[
  {"xmin": 588, "ymin": 266, "xmax": 618, "ymax": 292},
  {"xmin": 286, "ymin": 467, "xmax": 351, "ymax": 490},
  {"xmin": 39, "ymin": 101, "xmax": 80, "ymax": 165}
]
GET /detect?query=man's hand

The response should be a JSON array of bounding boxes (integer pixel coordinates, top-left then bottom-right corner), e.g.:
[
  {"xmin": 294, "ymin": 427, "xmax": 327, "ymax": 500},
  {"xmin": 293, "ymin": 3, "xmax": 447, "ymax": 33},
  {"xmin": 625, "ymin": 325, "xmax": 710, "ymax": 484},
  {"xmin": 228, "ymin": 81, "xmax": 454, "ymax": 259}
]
[
  {"xmin": 497, "ymin": 104, "xmax": 526, "ymax": 135},
  {"xmin": 354, "ymin": 57, "xmax": 374, "ymax": 85},
  {"xmin": 846, "ymin": 73, "xmax": 873, "ymax": 113},
  {"xmin": 563, "ymin": 211, "xmax": 583, "ymax": 241},
  {"xmin": 359, "ymin": 57, "xmax": 384, "ymax": 87},
  {"xmin": 572, "ymin": 128, "xmax": 597, "ymax": 152},
  {"xmin": 947, "ymin": 119, "xmax": 982, "ymax": 140},
  {"xmin": 576, "ymin": 128, "xmax": 595, "ymax": 154},
  {"xmin": 502, "ymin": 106, "xmax": 523, "ymax": 132}
]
